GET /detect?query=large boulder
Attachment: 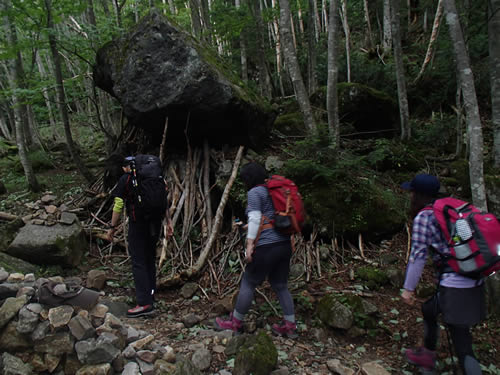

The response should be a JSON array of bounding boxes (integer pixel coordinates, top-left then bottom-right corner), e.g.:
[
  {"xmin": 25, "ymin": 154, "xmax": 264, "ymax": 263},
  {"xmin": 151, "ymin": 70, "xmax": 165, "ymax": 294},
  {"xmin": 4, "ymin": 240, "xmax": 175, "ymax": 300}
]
[
  {"xmin": 6, "ymin": 222, "xmax": 86, "ymax": 267},
  {"xmin": 93, "ymin": 10, "xmax": 275, "ymax": 150}
]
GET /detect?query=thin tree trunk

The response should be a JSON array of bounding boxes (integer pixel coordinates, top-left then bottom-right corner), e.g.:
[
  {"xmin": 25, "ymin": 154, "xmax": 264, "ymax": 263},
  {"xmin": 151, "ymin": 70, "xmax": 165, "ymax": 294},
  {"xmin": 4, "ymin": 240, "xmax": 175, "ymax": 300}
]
[
  {"xmin": 36, "ymin": 53, "xmax": 59, "ymax": 140},
  {"xmin": 87, "ymin": 0, "xmax": 97, "ymax": 26},
  {"xmin": 190, "ymin": 0, "xmax": 202, "ymax": 38},
  {"xmin": 340, "ymin": 0, "xmax": 351, "ymax": 82},
  {"xmin": 391, "ymin": 0, "xmax": 410, "ymax": 141},
  {"xmin": 414, "ymin": 0, "xmax": 444, "ymax": 84},
  {"xmin": 251, "ymin": 0, "xmax": 273, "ymax": 99},
  {"xmin": 443, "ymin": 0, "xmax": 487, "ymax": 210},
  {"xmin": 0, "ymin": 112, "xmax": 12, "ymax": 141},
  {"xmin": 279, "ymin": 0, "xmax": 316, "ymax": 132},
  {"xmin": 45, "ymin": 0, "xmax": 94, "ymax": 183},
  {"xmin": 235, "ymin": 0, "xmax": 248, "ymax": 82},
  {"xmin": 363, "ymin": 0, "xmax": 374, "ymax": 49},
  {"xmin": 307, "ymin": 0, "xmax": 318, "ymax": 94},
  {"xmin": 489, "ymin": 0, "xmax": 500, "ymax": 169},
  {"xmin": 112, "ymin": 0, "xmax": 125, "ymax": 28},
  {"xmin": 297, "ymin": 0, "xmax": 305, "ymax": 34},
  {"xmin": 199, "ymin": 0, "xmax": 212, "ymax": 43},
  {"xmin": 383, "ymin": 0, "xmax": 392, "ymax": 54},
  {"xmin": 327, "ymin": 0, "xmax": 340, "ymax": 149},
  {"xmin": 271, "ymin": 0, "xmax": 285, "ymax": 96},
  {"xmin": 2, "ymin": 0, "xmax": 40, "ymax": 192}
]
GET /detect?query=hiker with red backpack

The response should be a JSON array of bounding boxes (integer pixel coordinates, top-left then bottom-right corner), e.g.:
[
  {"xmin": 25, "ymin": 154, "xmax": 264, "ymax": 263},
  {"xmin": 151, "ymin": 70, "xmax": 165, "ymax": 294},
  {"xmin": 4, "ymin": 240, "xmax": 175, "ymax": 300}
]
[
  {"xmin": 215, "ymin": 162, "xmax": 303, "ymax": 337},
  {"xmin": 401, "ymin": 174, "xmax": 488, "ymax": 375},
  {"xmin": 106, "ymin": 155, "xmax": 173, "ymax": 318}
]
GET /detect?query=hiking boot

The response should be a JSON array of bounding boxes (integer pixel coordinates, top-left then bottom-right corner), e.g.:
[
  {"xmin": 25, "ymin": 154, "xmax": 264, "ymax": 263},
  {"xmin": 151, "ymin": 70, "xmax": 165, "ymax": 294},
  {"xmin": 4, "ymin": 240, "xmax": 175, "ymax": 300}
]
[
  {"xmin": 405, "ymin": 346, "xmax": 436, "ymax": 371},
  {"xmin": 127, "ymin": 304, "xmax": 154, "ymax": 318},
  {"xmin": 214, "ymin": 313, "xmax": 243, "ymax": 334},
  {"xmin": 272, "ymin": 320, "xmax": 298, "ymax": 338}
]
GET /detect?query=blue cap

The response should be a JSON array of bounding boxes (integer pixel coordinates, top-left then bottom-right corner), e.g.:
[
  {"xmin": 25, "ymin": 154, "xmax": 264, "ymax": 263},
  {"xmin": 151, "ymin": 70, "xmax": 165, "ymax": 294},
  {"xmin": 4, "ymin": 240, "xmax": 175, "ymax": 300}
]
[{"xmin": 401, "ymin": 174, "xmax": 440, "ymax": 197}]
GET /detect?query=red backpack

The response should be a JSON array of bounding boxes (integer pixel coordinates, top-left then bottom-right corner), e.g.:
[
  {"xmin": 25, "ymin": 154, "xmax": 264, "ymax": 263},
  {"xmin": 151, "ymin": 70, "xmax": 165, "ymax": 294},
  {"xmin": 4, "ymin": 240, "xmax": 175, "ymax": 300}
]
[
  {"xmin": 430, "ymin": 197, "xmax": 500, "ymax": 278},
  {"xmin": 263, "ymin": 175, "xmax": 305, "ymax": 234}
]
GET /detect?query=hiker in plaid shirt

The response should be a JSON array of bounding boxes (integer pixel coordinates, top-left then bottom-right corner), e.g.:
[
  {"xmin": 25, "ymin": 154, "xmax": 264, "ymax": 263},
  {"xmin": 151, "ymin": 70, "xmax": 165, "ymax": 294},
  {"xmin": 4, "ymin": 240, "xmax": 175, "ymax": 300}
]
[{"xmin": 401, "ymin": 174, "xmax": 485, "ymax": 375}]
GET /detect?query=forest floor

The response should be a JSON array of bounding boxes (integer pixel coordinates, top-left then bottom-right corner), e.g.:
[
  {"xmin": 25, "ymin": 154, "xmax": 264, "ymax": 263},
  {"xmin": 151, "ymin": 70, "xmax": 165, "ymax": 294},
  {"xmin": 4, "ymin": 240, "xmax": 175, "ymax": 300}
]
[
  {"xmin": 1, "ymin": 151, "xmax": 499, "ymax": 375},
  {"xmin": 82, "ymin": 232, "xmax": 500, "ymax": 375}
]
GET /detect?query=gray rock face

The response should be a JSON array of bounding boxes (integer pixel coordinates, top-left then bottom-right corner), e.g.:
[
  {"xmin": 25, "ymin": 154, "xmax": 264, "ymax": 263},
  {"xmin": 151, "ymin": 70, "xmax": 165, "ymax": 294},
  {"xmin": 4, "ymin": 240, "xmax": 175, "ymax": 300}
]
[
  {"xmin": 191, "ymin": 348, "xmax": 211, "ymax": 371},
  {"xmin": 0, "ymin": 295, "xmax": 28, "ymax": 329},
  {"xmin": 6, "ymin": 222, "xmax": 87, "ymax": 267},
  {"xmin": 93, "ymin": 10, "xmax": 275, "ymax": 150},
  {"xmin": 1, "ymin": 352, "xmax": 33, "ymax": 375},
  {"xmin": 17, "ymin": 303, "xmax": 42, "ymax": 334},
  {"xmin": 75, "ymin": 337, "xmax": 120, "ymax": 365}
]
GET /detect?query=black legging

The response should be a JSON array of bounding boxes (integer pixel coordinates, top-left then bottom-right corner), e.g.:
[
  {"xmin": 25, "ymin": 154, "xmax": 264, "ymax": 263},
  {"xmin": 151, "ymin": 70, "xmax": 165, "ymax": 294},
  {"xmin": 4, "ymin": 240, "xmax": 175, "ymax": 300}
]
[{"xmin": 422, "ymin": 295, "xmax": 481, "ymax": 374}]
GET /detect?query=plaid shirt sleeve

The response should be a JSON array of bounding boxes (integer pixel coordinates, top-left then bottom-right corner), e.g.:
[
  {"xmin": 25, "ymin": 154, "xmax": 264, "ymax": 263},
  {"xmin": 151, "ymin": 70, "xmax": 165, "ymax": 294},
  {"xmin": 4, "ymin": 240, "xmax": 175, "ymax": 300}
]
[{"xmin": 403, "ymin": 210, "xmax": 434, "ymax": 291}]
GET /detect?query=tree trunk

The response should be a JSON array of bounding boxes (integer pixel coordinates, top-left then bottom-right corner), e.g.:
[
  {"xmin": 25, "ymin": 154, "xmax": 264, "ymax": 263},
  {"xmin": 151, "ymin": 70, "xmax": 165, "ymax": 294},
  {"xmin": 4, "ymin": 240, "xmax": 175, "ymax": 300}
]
[
  {"xmin": 250, "ymin": 0, "xmax": 273, "ymax": 99},
  {"xmin": 363, "ymin": 0, "xmax": 374, "ymax": 49},
  {"xmin": 443, "ymin": 0, "xmax": 487, "ymax": 210},
  {"xmin": 414, "ymin": 0, "xmax": 444, "ymax": 83},
  {"xmin": 340, "ymin": 0, "xmax": 351, "ymax": 82},
  {"xmin": 235, "ymin": 0, "xmax": 248, "ymax": 82},
  {"xmin": 87, "ymin": 0, "xmax": 97, "ymax": 26},
  {"xmin": 199, "ymin": 0, "xmax": 212, "ymax": 43},
  {"xmin": 189, "ymin": 0, "xmax": 202, "ymax": 38},
  {"xmin": 307, "ymin": 0, "xmax": 318, "ymax": 94},
  {"xmin": 271, "ymin": 0, "xmax": 285, "ymax": 96},
  {"xmin": 44, "ymin": 0, "xmax": 94, "ymax": 183},
  {"xmin": 391, "ymin": 0, "xmax": 410, "ymax": 141},
  {"xmin": 37, "ymin": 54, "xmax": 60, "ymax": 140},
  {"xmin": 112, "ymin": 0, "xmax": 125, "ymax": 28},
  {"xmin": 2, "ymin": 0, "xmax": 40, "ymax": 192},
  {"xmin": 279, "ymin": 0, "xmax": 316, "ymax": 132},
  {"xmin": 383, "ymin": 0, "xmax": 392, "ymax": 54},
  {"xmin": 489, "ymin": 0, "xmax": 500, "ymax": 169},
  {"xmin": 327, "ymin": 0, "xmax": 340, "ymax": 149}
]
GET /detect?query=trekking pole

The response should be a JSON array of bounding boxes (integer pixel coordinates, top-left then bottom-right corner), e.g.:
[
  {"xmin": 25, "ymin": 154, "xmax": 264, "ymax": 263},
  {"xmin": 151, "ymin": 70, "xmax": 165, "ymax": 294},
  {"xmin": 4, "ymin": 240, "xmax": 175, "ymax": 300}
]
[{"xmin": 444, "ymin": 323, "xmax": 459, "ymax": 374}]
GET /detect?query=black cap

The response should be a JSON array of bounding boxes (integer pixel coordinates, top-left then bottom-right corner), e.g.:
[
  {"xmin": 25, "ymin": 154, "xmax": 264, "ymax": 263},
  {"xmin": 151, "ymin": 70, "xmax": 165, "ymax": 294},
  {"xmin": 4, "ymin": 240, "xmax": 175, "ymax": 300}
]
[{"xmin": 401, "ymin": 174, "xmax": 440, "ymax": 197}]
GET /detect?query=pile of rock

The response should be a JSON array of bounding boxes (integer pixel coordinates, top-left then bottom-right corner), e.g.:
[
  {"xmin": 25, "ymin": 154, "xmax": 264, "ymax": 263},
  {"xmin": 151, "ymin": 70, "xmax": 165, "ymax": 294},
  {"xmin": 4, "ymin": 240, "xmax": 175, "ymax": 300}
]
[{"xmin": 0, "ymin": 269, "xmax": 185, "ymax": 375}]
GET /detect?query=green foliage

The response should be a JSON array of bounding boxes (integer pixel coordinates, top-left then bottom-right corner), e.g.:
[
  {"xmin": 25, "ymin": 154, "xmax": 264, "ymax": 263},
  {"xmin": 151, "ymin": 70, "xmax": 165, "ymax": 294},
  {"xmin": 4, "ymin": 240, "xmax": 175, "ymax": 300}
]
[
  {"xmin": 412, "ymin": 114, "xmax": 457, "ymax": 154},
  {"xmin": 367, "ymin": 139, "xmax": 420, "ymax": 172}
]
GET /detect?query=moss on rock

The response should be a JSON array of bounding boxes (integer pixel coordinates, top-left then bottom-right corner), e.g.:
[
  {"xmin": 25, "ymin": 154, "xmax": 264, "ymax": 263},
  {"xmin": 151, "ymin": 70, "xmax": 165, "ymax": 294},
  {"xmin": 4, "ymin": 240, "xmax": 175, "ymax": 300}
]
[
  {"xmin": 355, "ymin": 266, "xmax": 390, "ymax": 290},
  {"xmin": 233, "ymin": 331, "xmax": 277, "ymax": 375}
]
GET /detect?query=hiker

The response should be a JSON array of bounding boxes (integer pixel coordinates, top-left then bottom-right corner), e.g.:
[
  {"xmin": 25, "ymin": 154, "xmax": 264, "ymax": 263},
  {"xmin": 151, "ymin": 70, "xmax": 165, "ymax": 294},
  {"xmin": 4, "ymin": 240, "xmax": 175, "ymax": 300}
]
[
  {"xmin": 106, "ymin": 156, "xmax": 173, "ymax": 318},
  {"xmin": 401, "ymin": 174, "xmax": 485, "ymax": 375},
  {"xmin": 214, "ymin": 162, "xmax": 297, "ymax": 337}
]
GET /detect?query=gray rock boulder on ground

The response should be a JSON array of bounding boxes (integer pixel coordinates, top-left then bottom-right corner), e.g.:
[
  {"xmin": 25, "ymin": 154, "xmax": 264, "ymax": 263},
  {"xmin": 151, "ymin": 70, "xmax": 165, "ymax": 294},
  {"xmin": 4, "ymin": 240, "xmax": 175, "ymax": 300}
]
[{"xmin": 6, "ymin": 222, "xmax": 87, "ymax": 267}]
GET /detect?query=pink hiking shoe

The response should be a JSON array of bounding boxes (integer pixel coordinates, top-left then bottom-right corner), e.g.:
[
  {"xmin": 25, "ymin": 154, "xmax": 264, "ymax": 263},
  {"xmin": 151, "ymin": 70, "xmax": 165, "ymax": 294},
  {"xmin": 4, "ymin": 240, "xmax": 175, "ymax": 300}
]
[
  {"xmin": 405, "ymin": 346, "xmax": 436, "ymax": 371},
  {"xmin": 214, "ymin": 313, "xmax": 243, "ymax": 334},
  {"xmin": 272, "ymin": 320, "xmax": 298, "ymax": 338}
]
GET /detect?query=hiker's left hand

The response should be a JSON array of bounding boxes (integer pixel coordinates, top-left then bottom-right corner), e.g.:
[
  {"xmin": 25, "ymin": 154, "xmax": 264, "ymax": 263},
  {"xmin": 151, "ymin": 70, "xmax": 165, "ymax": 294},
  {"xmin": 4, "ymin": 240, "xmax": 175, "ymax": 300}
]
[
  {"xmin": 106, "ymin": 229, "xmax": 115, "ymax": 242},
  {"xmin": 166, "ymin": 220, "xmax": 173, "ymax": 237},
  {"xmin": 401, "ymin": 289, "xmax": 415, "ymax": 306}
]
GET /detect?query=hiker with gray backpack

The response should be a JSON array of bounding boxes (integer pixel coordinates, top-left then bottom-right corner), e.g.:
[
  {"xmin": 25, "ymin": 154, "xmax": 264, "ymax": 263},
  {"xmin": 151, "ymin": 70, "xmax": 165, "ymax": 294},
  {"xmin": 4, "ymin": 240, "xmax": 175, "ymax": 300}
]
[
  {"xmin": 106, "ymin": 155, "xmax": 173, "ymax": 318},
  {"xmin": 400, "ymin": 174, "xmax": 500, "ymax": 374}
]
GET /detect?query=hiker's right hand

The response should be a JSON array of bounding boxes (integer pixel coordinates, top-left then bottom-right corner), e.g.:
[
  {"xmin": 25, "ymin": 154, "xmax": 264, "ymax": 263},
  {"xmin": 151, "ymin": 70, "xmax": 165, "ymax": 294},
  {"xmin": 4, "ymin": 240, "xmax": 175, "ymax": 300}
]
[
  {"xmin": 106, "ymin": 229, "xmax": 115, "ymax": 242},
  {"xmin": 245, "ymin": 248, "xmax": 254, "ymax": 263}
]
